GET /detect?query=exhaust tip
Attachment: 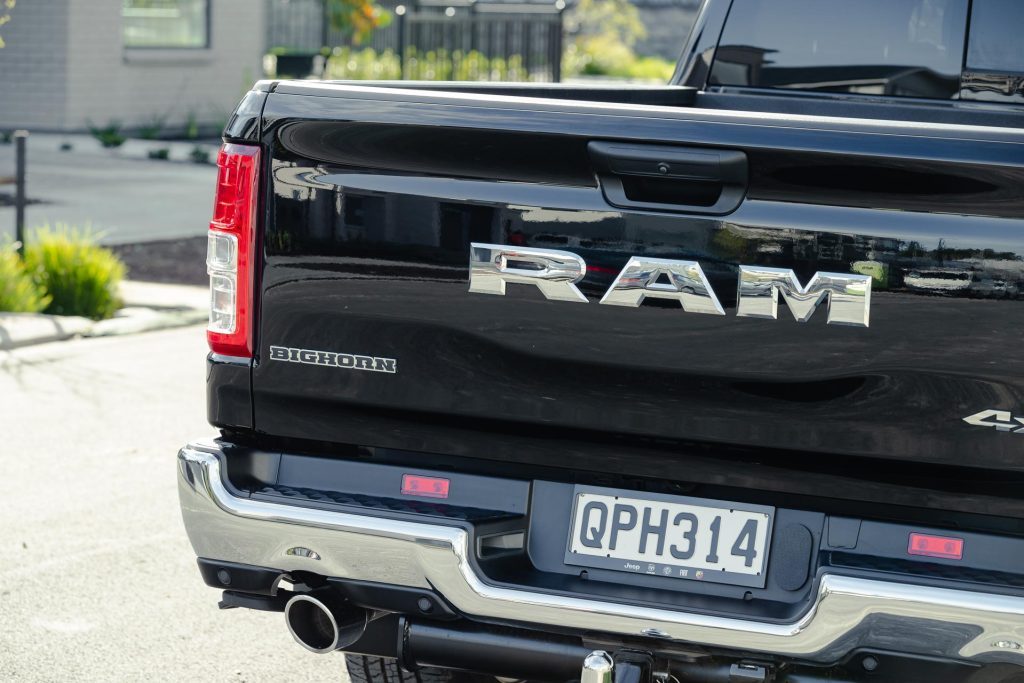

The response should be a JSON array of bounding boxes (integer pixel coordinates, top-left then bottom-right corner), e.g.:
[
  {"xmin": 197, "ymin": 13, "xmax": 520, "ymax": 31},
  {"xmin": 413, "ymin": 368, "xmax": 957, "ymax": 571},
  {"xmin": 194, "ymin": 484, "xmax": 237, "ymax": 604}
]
[
  {"xmin": 285, "ymin": 594, "xmax": 342, "ymax": 653},
  {"xmin": 285, "ymin": 593, "xmax": 369, "ymax": 654}
]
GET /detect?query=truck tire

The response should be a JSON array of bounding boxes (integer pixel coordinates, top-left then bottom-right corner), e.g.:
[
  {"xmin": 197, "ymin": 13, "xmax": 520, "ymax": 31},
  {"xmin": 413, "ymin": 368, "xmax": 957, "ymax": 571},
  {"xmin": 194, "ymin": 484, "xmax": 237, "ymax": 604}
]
[{"xmin": 345, "ymin": 655, "xmax": 493, "ymax": 683}]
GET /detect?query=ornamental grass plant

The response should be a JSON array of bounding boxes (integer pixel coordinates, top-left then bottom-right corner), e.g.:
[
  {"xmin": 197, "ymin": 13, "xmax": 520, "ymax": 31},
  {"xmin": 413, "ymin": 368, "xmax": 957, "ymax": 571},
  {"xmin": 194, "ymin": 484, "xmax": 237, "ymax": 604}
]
[
  {"xmin": 0, "ymin": 241, "xmax": 50, "ymax": 313},
  {"xmin": 24, "ymin": 226, "xmax": 125, "ymax": 320}
]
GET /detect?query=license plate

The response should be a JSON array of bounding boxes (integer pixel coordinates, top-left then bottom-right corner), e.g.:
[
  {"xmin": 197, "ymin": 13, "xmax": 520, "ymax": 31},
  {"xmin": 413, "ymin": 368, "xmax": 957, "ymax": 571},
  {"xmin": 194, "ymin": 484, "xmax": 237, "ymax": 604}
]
[{"xmin": 565, "ymin": 486, "xmax": 774, "ymax": 588}]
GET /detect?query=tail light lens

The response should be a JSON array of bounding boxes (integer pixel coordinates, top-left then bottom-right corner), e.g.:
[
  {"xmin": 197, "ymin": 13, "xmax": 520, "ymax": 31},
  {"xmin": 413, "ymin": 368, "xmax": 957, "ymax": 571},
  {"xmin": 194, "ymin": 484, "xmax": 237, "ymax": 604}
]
[{"xmin": 206, "ymin": 143, "xmax": 260, "ymax": 357}]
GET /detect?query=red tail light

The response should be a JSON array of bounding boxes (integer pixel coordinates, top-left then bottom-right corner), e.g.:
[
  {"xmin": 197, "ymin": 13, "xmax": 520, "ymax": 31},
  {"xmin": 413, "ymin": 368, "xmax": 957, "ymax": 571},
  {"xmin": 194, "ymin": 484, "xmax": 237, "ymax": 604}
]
[{"xmin": 206, "ymin": 143, "xmax": 260, "ymax": 357}]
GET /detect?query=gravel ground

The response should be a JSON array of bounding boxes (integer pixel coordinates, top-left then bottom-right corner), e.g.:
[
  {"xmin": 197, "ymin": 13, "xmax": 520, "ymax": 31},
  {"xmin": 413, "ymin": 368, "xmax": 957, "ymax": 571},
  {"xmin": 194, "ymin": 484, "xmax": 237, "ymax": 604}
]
[
  {"xmin": 110, "ymin": 236, "xmax": 208, "ymax": 285},
  {"xmin": 0, "ymin": 193, "xmax": 44, "ymax": 207}
]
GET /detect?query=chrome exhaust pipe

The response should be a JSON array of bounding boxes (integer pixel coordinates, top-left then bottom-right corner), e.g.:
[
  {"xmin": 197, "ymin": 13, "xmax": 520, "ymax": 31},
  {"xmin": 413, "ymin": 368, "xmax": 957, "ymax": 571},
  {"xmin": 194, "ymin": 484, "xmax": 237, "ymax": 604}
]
[{"xmin": 284, "ymin": 592, "xmax": 370, "ymax": 654}]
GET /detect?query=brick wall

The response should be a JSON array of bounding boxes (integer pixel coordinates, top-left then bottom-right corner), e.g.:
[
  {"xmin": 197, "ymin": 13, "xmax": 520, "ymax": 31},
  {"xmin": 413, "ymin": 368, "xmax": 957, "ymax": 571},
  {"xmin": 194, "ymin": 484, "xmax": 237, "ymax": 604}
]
[
  {"xmin": 0, "ymin": 0, "xmax": 266, "ymax": 133},
  {"xmin": 0, "ymin": 0, "xmax": 71, "ymax": 129}
]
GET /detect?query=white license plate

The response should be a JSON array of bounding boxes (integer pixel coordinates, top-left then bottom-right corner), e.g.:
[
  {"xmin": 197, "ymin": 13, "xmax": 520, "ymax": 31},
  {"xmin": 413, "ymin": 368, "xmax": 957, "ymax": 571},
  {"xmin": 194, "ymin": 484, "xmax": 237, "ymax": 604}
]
[{"xmin": 565, "ymin": 486, "xmax": 774, "ymax": 588}]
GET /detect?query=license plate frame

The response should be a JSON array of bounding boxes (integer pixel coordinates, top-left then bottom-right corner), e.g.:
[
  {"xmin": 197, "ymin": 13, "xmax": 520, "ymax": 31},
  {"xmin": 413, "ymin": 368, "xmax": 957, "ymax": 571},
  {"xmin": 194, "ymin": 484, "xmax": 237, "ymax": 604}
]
[{"xmin": 564, "ymin": 485, "xmax": 774, "ymax": 588}]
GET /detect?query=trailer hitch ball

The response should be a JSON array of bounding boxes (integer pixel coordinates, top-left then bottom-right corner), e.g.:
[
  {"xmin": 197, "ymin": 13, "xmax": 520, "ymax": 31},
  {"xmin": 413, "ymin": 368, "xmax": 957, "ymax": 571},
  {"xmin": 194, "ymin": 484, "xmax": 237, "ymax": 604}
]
[{"xmin": 581, "ymin": 651, "xmax": 614, "ymax": 683}]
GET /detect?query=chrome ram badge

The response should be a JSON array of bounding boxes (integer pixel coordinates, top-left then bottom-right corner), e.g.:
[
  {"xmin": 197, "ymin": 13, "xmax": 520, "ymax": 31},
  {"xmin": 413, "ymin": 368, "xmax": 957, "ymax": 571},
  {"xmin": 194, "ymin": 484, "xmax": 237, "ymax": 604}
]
[{"xmin": 469, "ymin": 243, "xmax": 871, "ymax": 327}]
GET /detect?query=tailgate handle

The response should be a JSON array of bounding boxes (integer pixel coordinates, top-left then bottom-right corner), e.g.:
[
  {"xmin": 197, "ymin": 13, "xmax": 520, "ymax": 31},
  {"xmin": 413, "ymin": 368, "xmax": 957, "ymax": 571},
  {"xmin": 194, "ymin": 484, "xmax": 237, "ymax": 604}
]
[{"xmin": 588, "ymin": 141, "xmax": 747, "ymax": 215}]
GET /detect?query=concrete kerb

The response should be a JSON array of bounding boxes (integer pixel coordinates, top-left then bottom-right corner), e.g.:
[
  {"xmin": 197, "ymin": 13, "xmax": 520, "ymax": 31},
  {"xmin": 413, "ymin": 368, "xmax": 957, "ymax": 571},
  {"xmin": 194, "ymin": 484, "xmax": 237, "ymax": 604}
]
[
  {"xmin": 4, "ymin": 132, "xmax": 221, "ymax": 165},
  {"xmin": 0, "ymin": 312, "xmax": 94, "ymax": 350},
  {"xmin": 0, "ymin": 280, "xmax": 207, "ymax": 350}
]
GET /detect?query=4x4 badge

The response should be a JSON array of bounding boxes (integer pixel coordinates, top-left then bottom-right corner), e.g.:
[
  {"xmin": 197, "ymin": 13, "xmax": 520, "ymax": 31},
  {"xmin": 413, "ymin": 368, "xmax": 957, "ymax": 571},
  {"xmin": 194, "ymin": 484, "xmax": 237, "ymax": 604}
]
[{"xmin": 962, "ymin": 409, "xmax": 1024, "ymax": 433}]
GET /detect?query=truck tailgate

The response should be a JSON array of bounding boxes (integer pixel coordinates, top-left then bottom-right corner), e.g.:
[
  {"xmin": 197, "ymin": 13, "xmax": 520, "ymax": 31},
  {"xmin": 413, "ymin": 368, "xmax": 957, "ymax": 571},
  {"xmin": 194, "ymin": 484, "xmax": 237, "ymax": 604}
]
[{"xmin": 252, "ymin": 83, "xmax": 1024, "ymax": 474}]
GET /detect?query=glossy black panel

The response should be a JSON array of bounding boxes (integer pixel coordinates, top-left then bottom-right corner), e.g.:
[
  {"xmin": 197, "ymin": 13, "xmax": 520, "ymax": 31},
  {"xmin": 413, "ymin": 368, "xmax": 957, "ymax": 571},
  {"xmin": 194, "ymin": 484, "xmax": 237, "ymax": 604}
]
[
  {"xmin": 709, "ymin": 0, "xmax": 968, "ymax": 99},
  {"xmin": 207, "ymin": 354, "xmax": 252, "ymax": 430},
  {"xmin": 222, "ymin": 90, "xmax": 266, "ymax": 143},
  {"xmin": 278, "ymin": 122, "xmax": 594, "ymax": 186},
  {"xmin": 252, "ymin": 85, "xmax": 1024, "ymax": 500},
  {"xmin": 320, "ymin": 81, "xmax": 698, "ymax": 106},
  {"xmin": 748, "ymin": 153, "xmax": 1024, "ymax": 218}
]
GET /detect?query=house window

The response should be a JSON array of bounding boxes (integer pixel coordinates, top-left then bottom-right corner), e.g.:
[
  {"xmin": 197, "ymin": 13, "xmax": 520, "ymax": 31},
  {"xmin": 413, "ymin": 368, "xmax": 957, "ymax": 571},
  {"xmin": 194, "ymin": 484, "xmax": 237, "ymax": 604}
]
[{"xmin": 122, "ymin": 0, "xmax": 210, "ymax": 49}]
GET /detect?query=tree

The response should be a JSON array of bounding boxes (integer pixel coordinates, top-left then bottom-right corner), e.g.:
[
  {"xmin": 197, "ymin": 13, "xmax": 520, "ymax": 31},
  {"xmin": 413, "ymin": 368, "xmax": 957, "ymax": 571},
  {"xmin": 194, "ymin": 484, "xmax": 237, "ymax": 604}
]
[
  {"xmin": 563, "ymin": 0, "xmax": 650, "ymax": 77},
  {"xmin": 0, "ymin": 0, "xmax": 15, "ymax": 49},
  {"xmin": 567, "ymin": 0, "xmax": 645, "ymax": 48},
  {"xmin": 325, "ymin": 0, "xmax": 391, "ymax": 46}
]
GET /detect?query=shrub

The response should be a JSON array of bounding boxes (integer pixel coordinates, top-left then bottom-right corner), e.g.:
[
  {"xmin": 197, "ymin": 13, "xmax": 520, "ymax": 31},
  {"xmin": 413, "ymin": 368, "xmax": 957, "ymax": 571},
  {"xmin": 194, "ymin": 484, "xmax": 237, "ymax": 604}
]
[
  {"xmin": 318, "ymin": 39, "xmax": 671, "ymax": 84},
  {"xmin": 148, "ymin": 147, "xmax": 170, "ymax": 160},
  {"xmin": 184, "ymin": 112, "xmax": 200, "ymax": 140},
  {"xmin": 563, "ymin": 37, "xmax": 674, "ymax": 82},
  {"xmin": 322, "ymin": 46, "xmax": 538, "ymax": 82},
  {"xmin": 189, "ymin": 146, "xmax": 211, "ymax": 164},
  {"xmin": 138, "ymin": 113, "xmax": 168, "ymax": 140},
  {"xmin": 561, "ymin": 0, "xmax": 673, "ymax": 83},
  {"xmin": 324, "ymin": 46, "xmax": 402, "ymax": 80},
  {"xmin": 0, "ymin": 243, "xmax": 50, "ymax": 313},
  {"xmin": 623, "ymin": 55, "xmax": 675, "ymax": 82},
  {"xmin": 88, "ymin": 120, "xmax": 126, "ymax": 148},
  {"xmin": 24, "ymin": 226, "xmax": 125, "ymax": 320}
]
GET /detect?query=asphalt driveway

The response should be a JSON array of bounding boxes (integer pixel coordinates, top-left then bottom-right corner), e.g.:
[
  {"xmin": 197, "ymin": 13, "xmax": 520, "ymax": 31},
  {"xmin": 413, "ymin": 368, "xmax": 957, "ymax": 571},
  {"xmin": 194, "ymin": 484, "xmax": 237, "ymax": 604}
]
[
  {"xmin": 0, "ymin": 134, "xmax": 215, "ymax": 246},
  {"xmin": 0, "ymin": 326, "xmax": 344, "ymax": 682}
]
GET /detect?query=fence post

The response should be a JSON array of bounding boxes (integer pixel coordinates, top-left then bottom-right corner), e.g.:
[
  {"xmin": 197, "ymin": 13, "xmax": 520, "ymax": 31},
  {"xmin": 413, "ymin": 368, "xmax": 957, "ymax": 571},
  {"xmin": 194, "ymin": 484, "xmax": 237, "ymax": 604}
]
[
  {"xmin": 553, "ymin": 2, "xmax": 564, "ymax": 83},
  {"xmin": 321, "ymin": 0, "xmax": 330, "ymax": 49},
  {"xmin": 523, "ymin": 18, "xmax": 532, "ymax": 81},
  {"xmin": 396, "ymin": 5, "xmax": 407, "ymax": 78},
  {"xmin": 14, "ymin": 130, "xmax": 27, "ymax": 258},
  {"xmin": 469, "ymin": 0, "xmax": 477, "ymax": 54}
]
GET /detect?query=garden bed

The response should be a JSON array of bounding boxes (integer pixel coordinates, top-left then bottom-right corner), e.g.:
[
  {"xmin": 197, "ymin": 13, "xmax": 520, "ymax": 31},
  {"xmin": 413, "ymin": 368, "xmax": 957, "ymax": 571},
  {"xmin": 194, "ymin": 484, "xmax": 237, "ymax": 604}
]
[{"xmin": 110, "ymin": 236, "xmax": 207, "ymax": 286}]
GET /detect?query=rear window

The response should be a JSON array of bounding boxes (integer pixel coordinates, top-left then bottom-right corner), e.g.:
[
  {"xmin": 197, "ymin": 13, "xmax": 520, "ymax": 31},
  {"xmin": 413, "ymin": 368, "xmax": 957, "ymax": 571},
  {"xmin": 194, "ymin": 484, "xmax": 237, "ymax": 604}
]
[
  {"xmin": 966, "ymin": 0, "xmax": 1024, "ymax": 73},
  {"xmin": 709, "ymin": 0, "xmax": 969, "ymax": 99}
]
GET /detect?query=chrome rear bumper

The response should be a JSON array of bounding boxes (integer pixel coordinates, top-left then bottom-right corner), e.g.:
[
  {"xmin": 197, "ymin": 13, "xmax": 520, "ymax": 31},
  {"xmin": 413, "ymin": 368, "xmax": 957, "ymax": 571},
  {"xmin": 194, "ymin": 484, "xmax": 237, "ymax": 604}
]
[{"xmin": 178, "ymin": 441, "xmax": 1024, "ymax": 665}]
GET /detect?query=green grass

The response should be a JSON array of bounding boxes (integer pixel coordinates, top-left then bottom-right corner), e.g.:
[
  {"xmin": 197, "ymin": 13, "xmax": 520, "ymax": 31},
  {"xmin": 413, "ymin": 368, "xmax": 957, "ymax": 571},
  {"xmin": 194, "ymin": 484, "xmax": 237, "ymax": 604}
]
[
  {"xmin": 25, "ymin": 226, "xmax": 125, "ymax": 320},
  {"xmin": 0, "ymin": 242, "xmax": 51, "ymax": 313}
]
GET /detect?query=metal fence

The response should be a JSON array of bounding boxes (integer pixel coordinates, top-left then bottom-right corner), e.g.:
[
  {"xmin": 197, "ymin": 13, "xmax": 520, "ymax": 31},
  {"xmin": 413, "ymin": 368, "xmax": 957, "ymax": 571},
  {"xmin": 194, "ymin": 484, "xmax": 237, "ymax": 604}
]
[{"xmin": 267, "ymin": 0, "xmax": 565, "ymax": 82}]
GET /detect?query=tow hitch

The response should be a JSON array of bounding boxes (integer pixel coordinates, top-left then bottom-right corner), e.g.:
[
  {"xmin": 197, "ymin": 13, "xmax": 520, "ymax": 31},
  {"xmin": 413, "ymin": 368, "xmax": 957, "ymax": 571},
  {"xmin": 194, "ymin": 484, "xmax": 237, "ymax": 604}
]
[
  {"xmin": 396, "ymin": 616, "xmax": 772, "ymax": 682},
  {"xmin": 581, "ymin": 650, "xmax": 769, "ymax": 683}
]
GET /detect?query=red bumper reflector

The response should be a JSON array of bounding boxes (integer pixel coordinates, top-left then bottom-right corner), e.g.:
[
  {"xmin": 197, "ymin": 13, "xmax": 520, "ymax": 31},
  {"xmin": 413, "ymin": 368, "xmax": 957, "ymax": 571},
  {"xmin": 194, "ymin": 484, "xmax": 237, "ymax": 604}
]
[
  {"xmin": 402, "ymin": 474, "xmax": 450, "ymax": 499},
  {"xmin": 908, "ymin": 533, "xmax": 964, "ymax": 560}
]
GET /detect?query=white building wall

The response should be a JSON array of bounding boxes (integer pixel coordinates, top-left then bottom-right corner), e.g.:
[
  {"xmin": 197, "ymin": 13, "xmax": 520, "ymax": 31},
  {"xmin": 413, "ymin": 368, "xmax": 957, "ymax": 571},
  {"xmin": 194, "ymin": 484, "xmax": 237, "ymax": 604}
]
[
  {"xmin": 1, "ymin": 0, "xmax": 266, "ymax": 132},
  {"xmin": 0, "ymin": 0, "xmax": 71, "ymax": 129},
  {"xmin": 65, "ymin": 0, "xmax": 266, "ymax": 132}
]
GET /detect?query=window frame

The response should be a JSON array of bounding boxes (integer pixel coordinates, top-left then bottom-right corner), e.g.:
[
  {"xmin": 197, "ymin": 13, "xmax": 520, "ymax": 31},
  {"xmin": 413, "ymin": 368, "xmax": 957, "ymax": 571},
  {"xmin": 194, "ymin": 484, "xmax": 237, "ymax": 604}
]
[
  {"xmin": 121, "ymin": 0, "xmax": 212, "ymax": 51},
  {"xmin": 701, "ymin": 0, "xmax": 970, "ymax": 103},
  {"xmin": 959, "ymin": 0, "xmax": 1024, "ymax": 104},
  {"xmin": 684, "ymin": 0, "xmax": 1024, "ymax": 108}
]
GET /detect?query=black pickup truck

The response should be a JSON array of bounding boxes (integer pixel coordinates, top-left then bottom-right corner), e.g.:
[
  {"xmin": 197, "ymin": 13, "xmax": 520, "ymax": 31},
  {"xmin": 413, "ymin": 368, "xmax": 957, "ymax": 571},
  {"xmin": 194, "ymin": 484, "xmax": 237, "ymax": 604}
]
[{"xmin": 178, "ymin": 1, "xmax": 1024, "ymax": 681}]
